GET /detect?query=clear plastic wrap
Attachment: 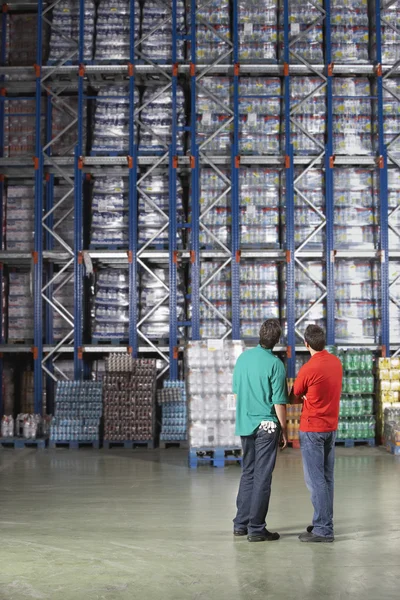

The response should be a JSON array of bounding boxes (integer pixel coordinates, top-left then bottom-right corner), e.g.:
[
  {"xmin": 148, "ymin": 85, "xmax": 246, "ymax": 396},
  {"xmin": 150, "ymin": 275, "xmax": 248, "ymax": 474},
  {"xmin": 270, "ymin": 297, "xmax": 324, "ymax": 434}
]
[
  {"xmin": 95, "ymin": 0, "xmax": 140, "ymax": 61},
  {"xmin": 48, "ymin": 0, "xmax": 95, "ymax": 64},
  {"xmin": 239, "ymin": 78, "xmax": 281, "ymax": 155},
  {"xmin": 139, "ymin": 85, "xmax": 185, "ymax": 154},
  {"xmin": 239, "ymin": 0, "xmax": 278, "ymax": 62},
  {"xmin": 92, "ymin": 86, "xmax": 138, "ymax": 155},
  {"xmin": 93, "ymin": 268, "xmax": 130, "ymax": 339},
  {"xmin": 333, "ymin": 78, "xmax": 372, "ymax": 155},
  {"xmin": 279, "ymin": 0, "xmax": 324, "ymax": 64},
  {"xmin": 188, "ymin": 0, "xmax": 231, "ymax": 63},
  {"xmin": 331, "ymin": 0, "xmax": 369, "ymax": 63},
  {"xmin": 141, "ymin": 0, "xmax": 186, "ymax": 62}
]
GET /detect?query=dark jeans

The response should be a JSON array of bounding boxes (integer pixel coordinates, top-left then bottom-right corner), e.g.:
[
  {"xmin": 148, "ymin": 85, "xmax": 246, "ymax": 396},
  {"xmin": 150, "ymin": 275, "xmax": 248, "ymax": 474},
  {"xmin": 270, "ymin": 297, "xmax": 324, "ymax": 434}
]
[
  {"xmin": 300, "ymin": 430, "xmax": 336, "ymax": 538},
  {"xmin": 233, "ymin": 426, "xmax": 280, "ymax": 535}
]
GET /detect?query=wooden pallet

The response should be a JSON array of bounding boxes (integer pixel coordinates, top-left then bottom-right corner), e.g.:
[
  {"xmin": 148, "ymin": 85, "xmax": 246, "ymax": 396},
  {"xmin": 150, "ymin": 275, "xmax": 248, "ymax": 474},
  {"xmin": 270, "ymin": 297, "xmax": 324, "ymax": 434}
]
[
  {"xmin": 159, "ymin": 440, "xmax": 188, "ymax": 450},
  {"xmin": 103, "ymin": 440, "xmax": 155, "ymax": 450},
  {"xmin": 189, "ymin": 447, "xmax": 242, "ymax": 469},
  {"xmin": 0, "ymin": 437, "xmax": 47, "ymax": 449},
  {"xmin": 49, "ymin": 440, "xmax": 100, "ymax": 450}
]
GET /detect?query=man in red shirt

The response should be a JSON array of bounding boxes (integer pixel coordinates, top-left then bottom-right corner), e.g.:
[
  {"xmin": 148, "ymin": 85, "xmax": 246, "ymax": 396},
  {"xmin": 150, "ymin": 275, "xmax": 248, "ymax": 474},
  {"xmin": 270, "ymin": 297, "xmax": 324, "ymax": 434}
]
[{"xmin": 292, "ymin": 325, "xmax": 342, "ymax": 543}]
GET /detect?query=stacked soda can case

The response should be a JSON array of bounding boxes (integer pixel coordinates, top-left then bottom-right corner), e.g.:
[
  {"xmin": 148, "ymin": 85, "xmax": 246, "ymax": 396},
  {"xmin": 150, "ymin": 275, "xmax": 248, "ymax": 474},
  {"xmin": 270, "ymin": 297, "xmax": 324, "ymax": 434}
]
[
  {"xmin": 92, "ymin": 86, "xmax": 138, "ymax": 155},
  {"xmin": 333, "ymin": 78, "xmax": 372, "ymax": 156},
  {"xmin": 5, "ymin": 12, "xmax": 48, "ymax": 67},
  {"xmin": 188, "ymin": 0, "xmax": 230, "ymax": 63},
  {"xmin": 139, "ymin": 265, "xmax": 185, "ymax": 340},
  {"xmin": 281, "ymin": 169, "xmax": 325, "ymax": 249},
  {"xmin": 335, "ymin": 261, "xmax": 379, "ymax": 343},
  {"xmin": 141, "ymin": 0, "xmax": 186, "ymax": 61},
  {"xmin": 281, "ymin": 261, "xmax": 326, "ymax": 342},
  {"xmin": 3, "ymin": 98, "xmax": 45, "ymax": 158},
  {"xmin": 331, "ymin": 0, "xmax": 369, "ymax": 63},
  {"xmin": 53, "ymin": 273, "xmax": 74, "ymax": 342},
  {"xmin": 186, "ymin": 340, "xmax": 245, "ymax": 448},
  {"xmin": 334, "ymin": 168, "xmax": 377, "ymax": 249},
  {"xmin": 239, "ymin": 0, "xmax": 278, "ymax": 63},
  {"xmin": 158, "ymin": 381, "xmax": 187, "ymax": 442},
  {"xmin": 90, "ymin": 176, "xmax": 129, "ymax": 248},
  {"xmin": 7, "ymin": 271, "xmax": 33, "ymax": 342},
  {"xmin": 239, "ymin": 78, "xmax": 281, "ymax": 156},
  {"xmin": 5, "ymin": 186, "xmax": 34, "ymax": 252},
  {"xmin": 50, "ymin": 381, "xmax": 102, "ymax": 442},
  {"xmin": 377, "ymin": 357, "xmax": 400, "ymax": 439},
  {"xmin": 95, "ymin": 0, "xmax": 140, "ymax": 61},
  {"xmin": 139, "ymin": 85, "xmax": 186, "ymax": 155},
  {"xmin": 372, "ymin": 0, "xmax": 400, "ymax": 64},
  {"xmin": 103, "ymin": 354, "xmax": 156, "ymax": 443},
  {"xmin": 335, "ymin": 349, "xmax": 376, "ymax": 440},
  {"xmin": 93, "ymin": 268, "xmax": 129, "ymax": 340},
  {"xmin": 283, "ymin": 78, "xmax": 326, "ymax": 156},
  {"xmin": 373, "ymin": 79, "xmax": 400, "ymax": 157},
  {"xmin": 48, "ymin": 0, "xmax": 95, "ymax": 64},
  {"xmin": 138, "ymin": 170, "xmax": 184, "ymax": 248},
  {"xmin": 52, "ymin": 185, "xmax": 75, "ymax": 251},
  {"xmin": 278, "ymin": 0, "xmax": 323, "ymax": 64}
]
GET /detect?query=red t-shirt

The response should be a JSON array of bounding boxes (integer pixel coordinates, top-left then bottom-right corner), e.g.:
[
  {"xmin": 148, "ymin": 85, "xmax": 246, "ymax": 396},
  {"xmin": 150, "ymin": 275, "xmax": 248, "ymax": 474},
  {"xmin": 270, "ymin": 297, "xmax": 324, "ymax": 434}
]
[{"xmin": 293, "ymin": 350, "xmax": 343, "ymax": 433}]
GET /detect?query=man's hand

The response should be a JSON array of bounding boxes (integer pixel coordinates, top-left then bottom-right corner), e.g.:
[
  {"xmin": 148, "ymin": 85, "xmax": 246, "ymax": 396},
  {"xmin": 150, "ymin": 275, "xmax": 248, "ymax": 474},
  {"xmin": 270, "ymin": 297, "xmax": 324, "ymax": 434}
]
[{"xmin": 279, "ymin": 429, "xmax": 288, "ymax": 451}]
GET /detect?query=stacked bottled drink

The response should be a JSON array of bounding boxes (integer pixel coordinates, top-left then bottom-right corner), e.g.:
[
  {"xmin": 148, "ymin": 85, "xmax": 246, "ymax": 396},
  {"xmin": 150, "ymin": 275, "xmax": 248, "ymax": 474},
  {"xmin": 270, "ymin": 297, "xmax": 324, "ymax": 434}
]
[
  {"xmin": 50, "ymin": 381, "xmax": 102, "ymax": 442},
  {"xmin": 53, "ymin": 272, "xmax": 74, "ymax": 343},
  {"xmin": 337, "ymin": 349, "xmax": 376, "ymax": 441},
  {"xmin": 281, "ymin": 261, "xmax": 326, "ymax": 342},
  {"xmin": 372, "ymin": 1, "xmax": 400, "ymax": 64},
  {"xmin": 5, "ymin": 186, "xmax": 34, "ymax": 251},
  {"xmin": 383, "ymin": 407, "xmax": 400, "ymax": 446},
  {"xmin": 240, "ymin": 168, "xmax": 280, "ymax": 247},
  {"xmin": 186, "ymin": 340, "xmax": 245, "ymax": 448},
  {"xmin": 282, "ymin": 78, "xmax": 326, "ymax": 156},
  {"xmin": 139, "ymin": 85, "xmax": 186, "ymax": 154},
  {"xmin": 281, "ymin": 169, "xmax": 325, "ymax": 250},
  {"xmin": 90, "ymin": 176, "xmax": 129, "ymax": 248},
  {"xmin": 386, "ymin": 172, "xmax": 400, "ymax": 251},
  {"xmin": 239, "ymin": 0, "xmax": 278, "ymax": 62},
  {"xmin": 92, "ymin": 86, "xmax": 138, "ymax": 155},
  {"xmin": 278, "ymin": 0, "xmax": 324, "ymax": 64},
  {"xmin": 138, "ymin": 170, "xmax": 184, "ymax": 248},
  {"xmin": 51, "ymin": 97, "xmax": 86, "ymax": 156},
  {"xmin": 239, "ymin": 78, "xmax": 281, "ymax": 155},
  {"xmin": 8, "ymin": 271, "xmax": 34, "ymax": 342},
  {"xmin": 95, "ymin": 0, "xmax": 140, "ymax": 61},
  {"xmin": 334, "ymin": 168, "xmax": 377, "ymax": 249},
  {"xmin": 196, "ymin": 77, "xmax": 231, "ymax": 155},
  {"xmin": 188, "ymin": 0, "xmax": 230, "ymax": 63},
  {"xmin": 139, "ymin": 265, "xmax": 185, "ymax": 340},
  {"xmin": 141, "ymin": 0, "xmax": 185, "ymax": 61},
  {"xmin": 103, "ymin": 357, "xmax": 156, "ymax": 442},
  {"xmin": 48, "ymin": 0, "xmax": 95, "ymax": 64},
  {"xmin": 331, "ymin": 0, "xmax": 369, "ymax": 63},
  {"xmin": 333, "ymin": 78, "xmax": 372, "ymax": 155},
  {"xmin": 239, "ymin": 261, "xmax": 280, "ymax": 338},
  {"xmin": 373, "ymin": 78, "xmax": 400, "ymax": 158},
  {"xmin": 389, "ymin": 263, "xmax": 400, "ymax": 343},
  {"xmin": 196, "ymin": 167, "xmax": 231, "ymax": 249},
  {"xmin": 6, "ymin": 12, "xmax": 48, "ymax": 66},
  {"xmin": 92, "ymin": 268, "xmax": 129, "ymax": 340},
  {"xmin": 335, "ymin": 261, "xmax": 379, "ymax": 343},
  {"xmin": 158, "ymin": 381, "xmax": 187, "ymax": 441}
]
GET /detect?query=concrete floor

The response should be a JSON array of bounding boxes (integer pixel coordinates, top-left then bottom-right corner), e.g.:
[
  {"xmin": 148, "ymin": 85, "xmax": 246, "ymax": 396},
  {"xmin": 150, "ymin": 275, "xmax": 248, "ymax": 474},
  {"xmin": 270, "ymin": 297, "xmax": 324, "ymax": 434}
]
[{"xmin": 0, "ymin": 447, "xmax": 399, "ymax": 600}]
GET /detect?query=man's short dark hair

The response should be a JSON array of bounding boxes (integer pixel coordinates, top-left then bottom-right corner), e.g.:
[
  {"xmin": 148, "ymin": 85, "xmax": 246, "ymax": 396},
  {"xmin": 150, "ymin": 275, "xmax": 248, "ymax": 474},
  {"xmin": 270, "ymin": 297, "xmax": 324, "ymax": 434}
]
[
  {"xmin": 304, "ymin": 324, "xmax": 326, "ymax": 352},
  {"xmin": 259, "ymin": 319, "xmax": 282, "ymax": 350}
]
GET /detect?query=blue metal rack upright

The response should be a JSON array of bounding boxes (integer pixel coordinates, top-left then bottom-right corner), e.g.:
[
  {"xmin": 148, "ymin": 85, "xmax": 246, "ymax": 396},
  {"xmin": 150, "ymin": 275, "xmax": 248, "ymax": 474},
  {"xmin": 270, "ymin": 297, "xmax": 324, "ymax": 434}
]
[{"xmin": 231, "ymin": 0, "xmax": 240, "ymax": 341}]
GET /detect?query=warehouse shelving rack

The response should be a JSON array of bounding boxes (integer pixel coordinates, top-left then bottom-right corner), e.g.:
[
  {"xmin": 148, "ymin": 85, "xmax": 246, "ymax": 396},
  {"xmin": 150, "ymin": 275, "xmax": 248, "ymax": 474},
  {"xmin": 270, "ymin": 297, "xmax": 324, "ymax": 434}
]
[{"xmin": 0, "ymin": 0, "xmax": 398, "ymax": 412}]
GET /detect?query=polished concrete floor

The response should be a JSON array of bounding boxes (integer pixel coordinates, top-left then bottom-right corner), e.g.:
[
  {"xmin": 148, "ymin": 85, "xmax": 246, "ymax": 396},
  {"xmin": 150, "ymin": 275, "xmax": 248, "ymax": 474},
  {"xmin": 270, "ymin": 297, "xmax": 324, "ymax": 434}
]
[{"xmin": 0, "ymin": 446, "xmax": 399, "ymax": 600}]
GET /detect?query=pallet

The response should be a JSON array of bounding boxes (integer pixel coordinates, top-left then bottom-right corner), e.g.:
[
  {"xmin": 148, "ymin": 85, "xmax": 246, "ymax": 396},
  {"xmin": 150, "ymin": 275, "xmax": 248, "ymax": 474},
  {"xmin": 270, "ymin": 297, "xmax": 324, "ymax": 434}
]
[
  {"xmin": 49, "ymin": 440, "xmax": 100, "ymax": 449},
  {"xmin": 0, "ymin": 437, "xmax": 47, "ymax": 449},
  {"xmin": 386, "ymin": 441, "xmax": 400, "ymax": 456},
  {"xmin": 159, "ymin": 440, "xmax": 188, "ymax": 449},
  {"xmin": 335, "ymin": 438, "xmax": 376, "ymax": 448},
  {"xmin": 103, "ymin": 440, "xmax": 155, "ymax": 450},
  {"xmin": 89, "ymin": 244, "xmax": 128, "ymax": 251},
  {"xmin": 189, "ymin": 446, "xmax": 243, "ymax": 469},
  {"xmin": 91, "ymin": 338, "xmax": 129, "ymax": 346}
]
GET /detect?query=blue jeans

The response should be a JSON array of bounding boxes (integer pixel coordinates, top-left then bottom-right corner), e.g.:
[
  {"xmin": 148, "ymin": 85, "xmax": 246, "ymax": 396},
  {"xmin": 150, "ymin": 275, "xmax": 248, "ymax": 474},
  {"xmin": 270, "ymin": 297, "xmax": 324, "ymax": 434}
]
[
  {"xmin": 300, "ymin": 430, "xmax": 336, "ymax": 538},
  {"xmin": 233, "ymin": 426, "xmax": 280, "ymax": 535}
]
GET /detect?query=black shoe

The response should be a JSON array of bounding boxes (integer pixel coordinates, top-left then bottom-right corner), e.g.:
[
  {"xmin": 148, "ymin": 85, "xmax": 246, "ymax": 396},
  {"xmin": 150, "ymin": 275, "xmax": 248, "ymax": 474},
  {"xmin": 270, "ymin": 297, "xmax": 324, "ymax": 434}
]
[
  {"xmin": 247, "ymin": 529, "xmax": 280, "ymax": 542},
  {"xmin": 299, "ymin": 531, "xmax": 334, "ymax": 543},
  {"xmin": 233, "ymin": 529, "xmax": 248, "ymax": 537},
  {"xmin": 307, "ymin": 525, "xmax": 314, "ymax": 533}
]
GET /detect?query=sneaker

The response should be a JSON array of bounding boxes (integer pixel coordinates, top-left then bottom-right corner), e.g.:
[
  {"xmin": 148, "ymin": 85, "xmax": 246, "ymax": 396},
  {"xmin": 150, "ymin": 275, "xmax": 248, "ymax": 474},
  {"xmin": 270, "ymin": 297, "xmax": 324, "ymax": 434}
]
[
  {"xmin": 233, "ymin": 529, "xmax": 248, "ymax": 537},
  {"xmin": 299, "ymin": 531, "xmax": 334, "ymax": 543},
  {"xmin": 248, "ymin": 529, "xmax": 280, "ymax": 542},
  {"xmin": 307, "ymin": 525, "xmax": 314, "ymax": 533}
]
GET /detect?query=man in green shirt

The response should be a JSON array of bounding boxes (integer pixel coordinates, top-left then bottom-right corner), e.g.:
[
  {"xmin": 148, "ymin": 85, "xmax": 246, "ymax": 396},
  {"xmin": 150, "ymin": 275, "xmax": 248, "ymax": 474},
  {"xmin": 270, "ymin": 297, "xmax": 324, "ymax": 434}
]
[{"xmin": 232, "ymin": 319, "xmax": 288, "ymax": 542}]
